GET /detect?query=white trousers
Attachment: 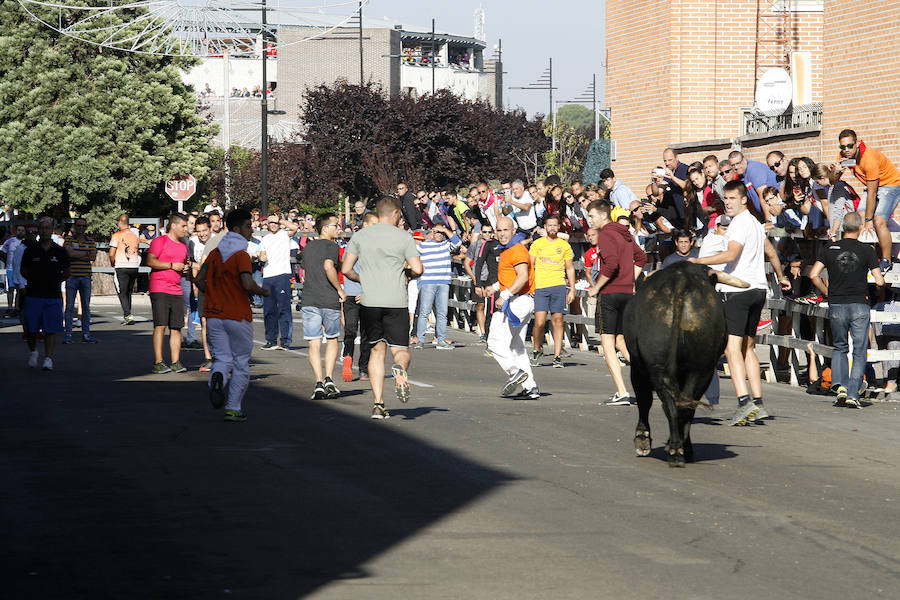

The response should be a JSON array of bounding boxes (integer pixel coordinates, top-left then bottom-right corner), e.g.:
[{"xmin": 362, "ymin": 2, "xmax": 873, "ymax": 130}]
[
  {"xmin": 487, "ymin": 294, "xmax": 536, "ymax": 390},
  {"xmin": 206, "ymin": 318, "xmax": 254, "ymax": 411}
]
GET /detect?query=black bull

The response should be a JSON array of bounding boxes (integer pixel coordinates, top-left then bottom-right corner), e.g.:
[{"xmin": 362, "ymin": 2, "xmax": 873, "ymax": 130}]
[{"xmin": 623, "ymin": 262, "xmax": 742, "ymax": 467}]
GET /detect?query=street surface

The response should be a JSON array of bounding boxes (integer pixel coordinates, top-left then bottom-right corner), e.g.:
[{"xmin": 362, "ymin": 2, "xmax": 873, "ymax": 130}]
[{"xmin": 3, "ymin": 295, "xmax": 900, "ymax": 599}]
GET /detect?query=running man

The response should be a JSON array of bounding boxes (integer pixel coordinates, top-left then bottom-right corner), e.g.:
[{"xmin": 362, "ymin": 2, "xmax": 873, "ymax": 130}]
[
  {"xmin": 342, "ymin": 197, "xmax": 424, "ymax": 419},
  {"xmin": 529, "ymin": 214, "xmax": 575, "ymax": 368},
  {"xmin": 484, "ymin": 216, "xmax": 539, "ymax": 400},
  {"xmin": 197, "ymin": 209, "xmax": 270, "ymax": 422},
  {"xmin": 301, "ymin": 212, "xmax": 346, "ymax": 400}
]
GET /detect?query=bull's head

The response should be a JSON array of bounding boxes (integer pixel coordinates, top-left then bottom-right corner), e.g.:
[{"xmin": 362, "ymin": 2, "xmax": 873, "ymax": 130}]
[{"xmin": 708, "ymin": 269, "xmax": 750, "ymax": 289}]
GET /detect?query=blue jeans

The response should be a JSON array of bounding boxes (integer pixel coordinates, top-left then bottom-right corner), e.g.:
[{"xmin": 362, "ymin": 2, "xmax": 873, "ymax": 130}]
[
  {"xmin": 263, "ymin": 273, "xmax": 293, "ymax": 346},
  {"xmin": 416, "ymin": 283, "xmax": 449, "ymax": 342},
  {"xmin": 251, "ymin": 267, "xmax": 264, "ymax": 307},
  {"xmin": 65, "ymin": 276, "xmax": 92, "ymax": 335},
  {"xmin": 180, "ymin": 277, "xmax": 196, "ymax": 343},
  {"xmin": 829, "ymin": 303, "xmax": 870, "ymax": 400}
]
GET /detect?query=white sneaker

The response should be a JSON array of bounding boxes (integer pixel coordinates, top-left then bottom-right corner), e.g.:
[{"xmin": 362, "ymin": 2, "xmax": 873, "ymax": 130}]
[
  {"xmin": 603, "ymin": 391, "xmax": 634, "ymax": 406},
  {"xmin": 28, "ymin": 350, "xmax": 38, "ymax": 368},
  {"xmin": 42, "ymin": 357, "xmax": 53, "ymax": 371},
  {"xmin": 74, "ymin": 318, "xmax": 82, "ymax": 328}
]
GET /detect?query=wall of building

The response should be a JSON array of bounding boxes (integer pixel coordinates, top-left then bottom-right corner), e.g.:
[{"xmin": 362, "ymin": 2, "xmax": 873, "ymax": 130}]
[
  {"xmin": 822, "ymin": 0, "xmax": 900, "ymax": 168},
  {"xmin": 606, "ymin": 0, "xmax": 823, "ymax": 191},
  {"xmin": 400, "ymin": 64, "xmax": 485, "ymax": 101}
]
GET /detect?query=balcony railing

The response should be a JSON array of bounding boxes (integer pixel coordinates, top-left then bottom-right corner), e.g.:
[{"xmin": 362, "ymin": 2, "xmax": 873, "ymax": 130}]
[{"xmin": 740, "ymin": 103, "xmax": 823, "ymax": 137}]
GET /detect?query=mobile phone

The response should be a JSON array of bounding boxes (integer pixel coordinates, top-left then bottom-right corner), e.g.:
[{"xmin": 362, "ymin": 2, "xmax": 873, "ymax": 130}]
[
  {"xmin": 840, "ymin": 158, "xmax": 857, "ymax": 168},
  {"xmin": 653, "ymin": 167, "xmax": 666, "ymax": 177}
]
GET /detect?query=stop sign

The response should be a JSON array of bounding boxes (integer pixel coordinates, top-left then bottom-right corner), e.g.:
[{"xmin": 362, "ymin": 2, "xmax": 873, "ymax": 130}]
[{"xmin": 165, "ymin": 175, "xmax": 196, "ymax": 202}]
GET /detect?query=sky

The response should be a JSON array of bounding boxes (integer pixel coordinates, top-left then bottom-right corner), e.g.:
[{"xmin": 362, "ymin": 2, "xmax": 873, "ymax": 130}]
[{"xmin": 366, "ymin": 0, "xmax": 607, "ymax": 118}]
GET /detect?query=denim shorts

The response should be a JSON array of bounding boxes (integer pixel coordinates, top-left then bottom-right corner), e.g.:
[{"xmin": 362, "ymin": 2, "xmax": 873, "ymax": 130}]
[
  {"xmin": 23, "ymin": 297, "xmax": 64, "ymax": 334},
  {"xmin": 873, "ymin": 185, "xmax": 900, "ymax": 220},
  {"xmin": 302, "ymin": 306, "xmax": 342, "ymax": 340},
  {"xmin": 533, "ymin": 284, "xmax": 568, "ymax": 314}
]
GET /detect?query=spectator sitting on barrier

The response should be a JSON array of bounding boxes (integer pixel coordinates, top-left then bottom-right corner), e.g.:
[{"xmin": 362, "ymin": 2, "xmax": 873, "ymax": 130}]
[
  {"xmin": 813, "ymin": 162, "xmax": 860, "ymax": 241},
  {"xmin": 767, "ymin": 150, "xmax": 788, "ymax": 189},
  {"xmin": 602, "ymin": 168, "xmax": 639, "ymax": 210},
  {"xmin": 790, "ymin": 156, "xmax": 829, "ymax": 235},
  {"xmin": 560, "ymin": 188, "xmax": 588, "ymax": 237}
]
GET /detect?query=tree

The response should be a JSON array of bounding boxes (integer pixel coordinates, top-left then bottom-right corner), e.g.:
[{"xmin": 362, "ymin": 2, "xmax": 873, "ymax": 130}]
[
  {"xmin": 0, "ymin": 1, "xmax": 213, "ymax": 231},
  {"xmin": 557, "ymin": 104, "xmax": 595, "ymax": 131},
  {"xmin": 582, "ymin": 139, "xmax": 612, "ymax": 185},
  {"xmin": 542, "ymin": 119, "xmax": 590, "ymax": 184}
]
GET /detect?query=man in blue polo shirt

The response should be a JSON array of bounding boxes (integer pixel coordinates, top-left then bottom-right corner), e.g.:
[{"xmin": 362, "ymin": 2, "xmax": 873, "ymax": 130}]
[
  {"xmin": 729, "ymin": 150, "xmax": 778, "ymax": 217},
  {"xmin": 413, "ymin": 224, "xmax": 460, "ymax": 349}
]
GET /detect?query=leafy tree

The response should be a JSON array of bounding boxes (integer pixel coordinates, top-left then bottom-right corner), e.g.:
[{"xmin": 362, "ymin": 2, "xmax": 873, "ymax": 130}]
[
  {"xmin": 542, "ymin": 119, "xmax": 590, "ymax": 184},
  {"xmin": 557, "ymin": 104, "xmax": 594, "ymax": 131},
  {"xmin": 582, "ymin": 139, "xmax": 612, "ymax": 185},
  {"xmin": 0, "ymin": 0, "xmax": 213, "ymax": 232}
]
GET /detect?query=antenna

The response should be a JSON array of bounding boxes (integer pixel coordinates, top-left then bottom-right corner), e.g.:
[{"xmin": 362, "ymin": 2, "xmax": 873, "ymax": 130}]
[{"xmin": 474, "ymin": 5, "xmax": 485, "ymax": 41}]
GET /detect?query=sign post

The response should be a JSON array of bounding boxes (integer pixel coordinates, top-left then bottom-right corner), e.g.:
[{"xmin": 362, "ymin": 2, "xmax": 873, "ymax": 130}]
[{"xmin": 165, "ymin": 175, "xmax": 197, "ymax": 213}]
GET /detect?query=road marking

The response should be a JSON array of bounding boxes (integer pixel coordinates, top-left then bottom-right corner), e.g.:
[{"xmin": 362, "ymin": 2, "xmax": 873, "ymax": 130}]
[{"xmin": 252, "ymin": 339, "xmax": 433, "ymax": 388}]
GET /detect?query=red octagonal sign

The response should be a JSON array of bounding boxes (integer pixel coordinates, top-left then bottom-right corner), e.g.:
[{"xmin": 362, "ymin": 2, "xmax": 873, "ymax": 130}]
[{"xmin": 165, "ymin": 175, "xmax": 196, "ymax": 202}]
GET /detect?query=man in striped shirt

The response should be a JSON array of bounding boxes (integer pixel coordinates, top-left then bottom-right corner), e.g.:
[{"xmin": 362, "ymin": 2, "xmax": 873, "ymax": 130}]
[
  {"xmin": 412, "ymin": 224, "xmax": 460, "ymax": 350},
  {"xmin": 63, "ymin": 218, "xmax": 98, "ymax": 344}
]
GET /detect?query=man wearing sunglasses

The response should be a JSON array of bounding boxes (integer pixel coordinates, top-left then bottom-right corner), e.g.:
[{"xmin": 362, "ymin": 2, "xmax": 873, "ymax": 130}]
[
  {"xmin": 766, "ymin": 150, "xmax": 788, "ymax": 187},
  {"xmin": 835, "ymin": 128, "xmax": 900, "ymax": 272}
]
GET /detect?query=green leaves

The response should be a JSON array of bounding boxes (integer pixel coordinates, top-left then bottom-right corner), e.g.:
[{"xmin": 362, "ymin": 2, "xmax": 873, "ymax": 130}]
[{"xmin": 0, "ymin": 0, "xmax": 212, "ymax": 232}]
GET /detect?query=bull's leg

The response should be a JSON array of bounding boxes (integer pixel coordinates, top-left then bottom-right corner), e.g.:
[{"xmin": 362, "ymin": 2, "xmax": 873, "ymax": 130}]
[
  {"xmin": 631, "ymin": 358, "xmax": 653, "ymax": 457},
  {"xmin": 655, "ymin": 385, "xmax": 685, "ymax": 468},
  {"xmin": 679, "ymin": 407, "xmax": 697, "ymax": 463}
]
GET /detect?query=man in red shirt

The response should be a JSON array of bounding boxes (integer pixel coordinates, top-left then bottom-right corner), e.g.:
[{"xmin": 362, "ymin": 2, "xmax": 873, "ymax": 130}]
[
  {"xmin": 197, "ymin": 209, "xmax": 270, "ymax": 422},
  {"xmin": 587, "ymin": 200, "xmax": 647, "ymax": 406}
]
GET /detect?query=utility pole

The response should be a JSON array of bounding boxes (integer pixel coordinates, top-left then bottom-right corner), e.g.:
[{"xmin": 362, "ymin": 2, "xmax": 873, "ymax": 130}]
[
  {"xmin": 223, "ymin": 50, "xmax": 232, "ymax": 208},
  {"xmin": 431, "ymin": 18, "xmax": 436, "ymax": 94},
  {"xmin": 509, "ymin": 57, "xmax": 557, "ymax": 145},
  {"xmin": 260, "ymin": 0, "xmax": 268, "ymax": 216},
  {"xmin": 358, "ymin": 1, "xmax": 363, "ymax": 85}
]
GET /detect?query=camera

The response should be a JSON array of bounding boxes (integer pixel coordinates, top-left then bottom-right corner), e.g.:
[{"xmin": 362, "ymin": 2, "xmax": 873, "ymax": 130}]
[
  {"xmin": 653, "ymin": 167, "xmax": 666, "ymax": 177},
  {"xmin": 840, "ymin": 158, "xmax": 857, "ymax": 168}
]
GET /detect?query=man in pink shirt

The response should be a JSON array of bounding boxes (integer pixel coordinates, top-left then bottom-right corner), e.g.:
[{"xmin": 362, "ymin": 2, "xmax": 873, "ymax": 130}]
[{"xmin": 147, "ymin": 213, "xmax": 190, "ymax": 374}]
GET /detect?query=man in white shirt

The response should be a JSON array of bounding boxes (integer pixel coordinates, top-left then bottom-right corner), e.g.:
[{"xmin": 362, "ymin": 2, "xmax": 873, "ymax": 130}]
[
  {"xmin": 501, "ymin": 179, "xmax": 536, "ymax": 232},
  {"xmin": 259, "ymin": 215, "xmax": 299, "ymax": 349},
  {"xmin": 1, "ymin": 224, "xmax": 25, "ymax": 317},
  {"xmin": 204, "ymin": 198, "xmax": 224, "ymax": 215},
  {"xmin": 691, "ymin": 181, "xmax": 790, "ymax": 426}
]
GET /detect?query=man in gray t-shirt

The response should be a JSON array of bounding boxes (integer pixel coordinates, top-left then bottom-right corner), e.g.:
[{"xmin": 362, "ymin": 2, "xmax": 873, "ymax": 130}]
[{"xmin": 342, "ymin": 197, "xmax": 423, "ymax": 420}]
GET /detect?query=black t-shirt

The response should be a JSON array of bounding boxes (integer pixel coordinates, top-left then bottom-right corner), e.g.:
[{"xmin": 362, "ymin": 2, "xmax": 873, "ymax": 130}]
[
  {"xmin": 21, "ymin": 241, "xmax": 70, "ymax": 298},
  {"xmin": 473, "ymin": 239, "xmax": 502, "ymax": 287},
  {"xmin": 300, "ymin": 238, "xmax": 341, "ymax": 310},
  {"xmin": 817, "ymin": 238, "xmax": 878, "ymax": 305}
]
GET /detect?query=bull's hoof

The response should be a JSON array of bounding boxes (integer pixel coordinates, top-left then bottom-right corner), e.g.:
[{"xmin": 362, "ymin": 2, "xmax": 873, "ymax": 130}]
[
  {"xmin": 667, "ymin": 446, "xmax": 686, "ymax": 468},
  {"xmin": 634, "ymin": 430, "xmax": 652, "ymax": 457}
]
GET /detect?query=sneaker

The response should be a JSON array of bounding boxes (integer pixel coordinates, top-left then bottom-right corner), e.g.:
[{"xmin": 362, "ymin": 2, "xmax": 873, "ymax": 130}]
[
  {"xmin": 41, "ymin": 357, "xmax": 53, "ymax": 371},
  {"xmin": 756, "ymin": 319, "xmax": 773, "ymax": 332},
  {"xmin": 323, "ymin": 377, "xmax": 340, "ymax": 399},
  {"xmin": 530, "ymin": 350, "xmax": 541, "ymax": 367},
  {"xmin": 62, "ymin": 335, "xmax": 73, "ymax": 344},
  {"xmin": 603, "ymin": 391, "xmax": 634, "ymax": 406},
  {"xmin": 391, "ymin": 363, "xmax": 410, "ymax": 403},
  {"xmin": 858, "ymin": 379, "xmax": 869, "ymax": 396},
  {"xmin": 750, "ymin": 399, "xmax": 770, "ymax": 420},
  {"xmin": 123, "ymin": 314, "xmax": 136, "ymax": 325},
  {"xmin": 198, "ymin": 360, "xmax": 212, "ymax": 372},
  {"xmin": 182, "ymin": 339, "xmax": 202, "ymax": 349},
  {"xmin": 27, "ymin": 350, "xmax": 39, "ymax": 368},
  {"xmin": 483, "ymin": 348, "xmax": 494, "ymax": 358},
  {"xmin": 170, "ymin": 361, "xmax": 187, "ymax": 373},
  {"xmin": 559, "ymin": 347, "xmax": 574, "ymax": 358},
  {"xmin": 436, "ymin": 340, "xmax": 455, "ymax": 350},
  {"xmin": 518, "ymin": 386, "xmax": 541, "ymax": 400},
  {"xmin": 74, "ymin": 318, "xmax": 82, "ymax": 328},
  {"xmin": 409, "ymin": 336, "xmax": 419, "ymax": 345},
  {"xmin": 280, "ymin": 341, "xmax": 290, "ymax": 350},
  {"xmin": 727, "ymin": 401, "xmax": 760, "ymax": 426},
  {"xmin": 209, "ymin": 372, "xmax": 226, "ymax": 409},
  {"xmin": 371, "ymin": 403, "xmax": 391, "ymax": 419},
  {"xmin": 879, "ymin": 258, "xmax": 892, "ymax": 274},
  {"xmin": 501, "ymin": 369, "xmax": 529, "ymax": 396},
  {"xmin": 312, "ymin": 382, "xmax": 327, "ymax": 400},
  {"xmin": 833, "ymin": 386, "xmax": 848, "ymax": 407},
  {"xmin": 223, "ymin": 409, "xmax": 246, "ymax": 422},
  {"xmin": 845, "ymin": 396, "xmax": 862, "ymax": 409},
  {"xmin": 152, "ymin": 361, "xmax": 172, "ymax": 374},
  {"xmin": 341, "ymin": 356, "xmax": 354, "ymax": 382},
  {"xmin": 360, "ymin": 371, "xmax": 370, "ymax": 381},
  {"xmin": 552, "ymin": 355, "xmax": 564, "ymax": 368},
  {"xmin": 478, "ymin": 334, "xmax": 487, "ymax": 345},
  {"xmin": 260, "ymin": 341, "xmax": 280, "ymax": 350},
  {"xmin": 81, "ymin": 335, "xmax": 99, "ymax": 344},
  {"xmin": 411, "ymin": 340, "xmax": 424, "ymax": 349}
]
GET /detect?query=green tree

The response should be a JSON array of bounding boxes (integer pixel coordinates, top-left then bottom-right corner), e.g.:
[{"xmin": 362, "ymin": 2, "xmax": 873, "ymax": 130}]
[
  {"xmin": 0, "ymin": 1, "xmax": 213, "ymax": 232},
  {"xmin": 556, "ymin": 104, "xmax": 594, "ymax": 131},
  {"xmin": 542, "ymin": 119, "xmax": 590, "ymax": 184}
]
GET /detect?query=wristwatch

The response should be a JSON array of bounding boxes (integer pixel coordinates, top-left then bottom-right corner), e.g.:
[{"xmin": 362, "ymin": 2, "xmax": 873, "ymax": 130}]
[{"xmin": 866, "ymin": 217, "xmax": 874, "ymax": 222}]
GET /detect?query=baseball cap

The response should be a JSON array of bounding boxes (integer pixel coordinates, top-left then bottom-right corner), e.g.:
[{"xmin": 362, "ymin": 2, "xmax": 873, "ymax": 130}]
[
  {"xmin": 413, "ymin": 231, "xmax": 426, "ymax": 241},
  {"xmin": 716, "ymin": 214, "xmax": 732, "ymax": 227}
]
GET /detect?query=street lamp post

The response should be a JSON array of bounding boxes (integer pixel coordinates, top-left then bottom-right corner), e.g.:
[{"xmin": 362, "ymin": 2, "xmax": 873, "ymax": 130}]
[{"xmin": 260, "ymin": 0, "xmax": 269, "ymax": 216}]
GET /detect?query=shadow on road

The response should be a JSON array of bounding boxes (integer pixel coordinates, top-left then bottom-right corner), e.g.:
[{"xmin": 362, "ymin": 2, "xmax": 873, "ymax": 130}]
[
  {"xmin": 390, "ymin": 406, "xmax": 451, "ymax": 420},
  {"xmin": 0, "ymin": 329, "xmax": 513, "ymax": 599}
]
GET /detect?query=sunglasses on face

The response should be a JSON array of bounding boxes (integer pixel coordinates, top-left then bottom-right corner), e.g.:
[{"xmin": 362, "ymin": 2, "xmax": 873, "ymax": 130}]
[
  {"xmin": 721, "ymin": 168, "xmax": 732, "ymax": 174},
  {"xmin": 839, "ymin": 143, "xmax": 855, "ymax": 150},
  {"xmin": 267, "ymin": 221, "xmax": 279, "ymax": 226},
  {"xmin": 769, "ymin": 160, "xmax": 782, "ymax": 170}
]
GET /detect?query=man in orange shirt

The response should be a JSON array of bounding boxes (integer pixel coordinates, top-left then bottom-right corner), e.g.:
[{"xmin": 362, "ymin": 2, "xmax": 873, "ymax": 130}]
[
  {"xmin": 108, "ymin": 213, "xmax": 141, "ymax": 325},
  {"xmin": 836, "ymin": 128, "xmax": 900, "ymax": 271},
  {"xmin": 479, "ymin": 216, "xmax": 539, "ymax": 399},
  {"xmin": 196, "ymin": 209, "xmax": 270, "ymax": 422}
]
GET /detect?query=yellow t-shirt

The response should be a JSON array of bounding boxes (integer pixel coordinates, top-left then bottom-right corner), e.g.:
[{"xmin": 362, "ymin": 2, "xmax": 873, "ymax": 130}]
[{"xmin": 529, "ymin": 236, "xmax": 573, "ymax": 289}]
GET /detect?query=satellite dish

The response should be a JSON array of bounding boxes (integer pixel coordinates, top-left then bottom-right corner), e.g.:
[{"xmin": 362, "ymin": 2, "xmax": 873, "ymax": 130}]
[{"xmin": 755, "ymin": 68, "xmax": 793, "ymax": 117}]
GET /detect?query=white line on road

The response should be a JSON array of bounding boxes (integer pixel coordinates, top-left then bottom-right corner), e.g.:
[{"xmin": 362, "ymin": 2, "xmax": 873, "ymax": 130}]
[{"xmin": 252, "ymin": 339, "xmax": 433, "ymax": 388}]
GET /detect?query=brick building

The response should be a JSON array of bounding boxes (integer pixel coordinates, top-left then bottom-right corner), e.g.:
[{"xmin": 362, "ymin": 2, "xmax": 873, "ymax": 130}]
[{"xmin": 605, "ymin": 0, "xmax": 898, "ymax": 199}]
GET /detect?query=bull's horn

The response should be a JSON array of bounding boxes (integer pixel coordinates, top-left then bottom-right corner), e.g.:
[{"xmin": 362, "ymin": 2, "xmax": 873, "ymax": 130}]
[{"xmin": 712, "ymin": 270, "xmax": 750, "ymax": 288}]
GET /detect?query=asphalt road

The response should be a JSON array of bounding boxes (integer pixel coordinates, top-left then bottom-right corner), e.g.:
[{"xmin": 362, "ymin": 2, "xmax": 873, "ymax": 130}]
[{"xmin": 3, "ymin": 296, "xmax": 900, "ymax": 599}]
